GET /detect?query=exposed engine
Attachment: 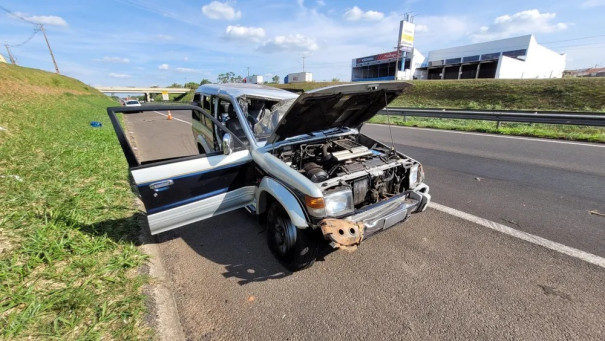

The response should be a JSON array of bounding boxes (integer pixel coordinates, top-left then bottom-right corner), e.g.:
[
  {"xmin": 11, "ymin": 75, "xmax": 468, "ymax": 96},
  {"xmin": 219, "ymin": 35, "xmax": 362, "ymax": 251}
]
[{"xmin": 273, "ymin": 135, "xmax": 416, "ymax": 209}]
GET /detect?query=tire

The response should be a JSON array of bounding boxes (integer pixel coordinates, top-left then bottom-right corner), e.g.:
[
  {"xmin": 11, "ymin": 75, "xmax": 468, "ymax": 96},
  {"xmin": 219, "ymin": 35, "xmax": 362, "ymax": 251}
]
[{"xmin": 266, "ymin": 202, "xmax": 317, "ymax": 271}]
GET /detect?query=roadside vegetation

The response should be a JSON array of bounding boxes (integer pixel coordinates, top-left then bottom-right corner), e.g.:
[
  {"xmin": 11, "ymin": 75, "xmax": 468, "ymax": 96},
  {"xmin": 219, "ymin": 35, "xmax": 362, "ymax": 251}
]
[
  {"xmin": 276, "ymin": 78, "xmax": 605, "ymax": 142},
  {"xmin": 0, "ymin": 64, "xmax": 149, "ymax": 339}
]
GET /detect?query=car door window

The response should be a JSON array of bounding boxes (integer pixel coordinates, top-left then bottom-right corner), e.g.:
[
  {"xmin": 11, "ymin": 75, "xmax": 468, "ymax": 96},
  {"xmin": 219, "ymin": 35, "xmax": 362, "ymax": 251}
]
[{"xmin": 109, "ymin": 105, "xmax": 246, "ymax": 167}]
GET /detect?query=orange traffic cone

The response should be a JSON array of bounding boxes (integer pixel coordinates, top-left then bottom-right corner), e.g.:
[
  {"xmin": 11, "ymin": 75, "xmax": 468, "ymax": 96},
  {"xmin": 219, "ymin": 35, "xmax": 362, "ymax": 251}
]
[{"xmin": 167, "ymin": 111, "xmax": 173, "ymax": 120}]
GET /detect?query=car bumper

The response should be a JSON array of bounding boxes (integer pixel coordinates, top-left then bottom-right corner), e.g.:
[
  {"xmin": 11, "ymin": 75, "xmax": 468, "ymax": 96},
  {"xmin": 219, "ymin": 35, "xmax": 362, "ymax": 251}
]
[
  {"xmin": 349, "ymin": 183, "xmax": 430, "ymax": 238},
  {"xmin": 318, "ymin": 183, "xmax": 430, "ymax": 249}
]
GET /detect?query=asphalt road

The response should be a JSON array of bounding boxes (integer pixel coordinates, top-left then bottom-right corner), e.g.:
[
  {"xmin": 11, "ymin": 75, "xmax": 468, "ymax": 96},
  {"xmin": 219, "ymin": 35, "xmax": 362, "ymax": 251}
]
[
  {"xmin": 118, "ymin": 112, "xmax": 605, "ymax": 340},
  {"xmin": 361, "ymin": 124, "xmax": 605, "ymax": 257},
  {"xmin": 122, "ymin": 108, "xmax": 197, "ymax": 163},
  {"xmin": 155, "ymin": 208, "xmax": 604, "ymax": 340}
]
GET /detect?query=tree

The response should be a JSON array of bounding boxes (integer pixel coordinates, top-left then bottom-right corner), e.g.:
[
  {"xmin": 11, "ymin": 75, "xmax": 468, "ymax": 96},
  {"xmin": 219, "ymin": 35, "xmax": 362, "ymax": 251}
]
[
  {"xmin": 272, "ymin": 75, "xmax": 280, "ymax": 84},
  {"xmin": 331, "ymin": 77, "xmax": 341, "ymax": 82},
  {"xmin": 185, "ymin": 81, "xmax": 199, "ymax": 89},
  {"xmin": 217, "ymin": 72, "xmax": 235, "ymax": 83},
  {"xmin": 217, "ymin": 72, "xmax": 245, "ymax": 83},
  {"xmin": 168, "ymin": 83, "xmax": 183, "ymax": 88},
  {"xmin": 200, "ymin": 78, "xmax": 211, "ymax": 85}
]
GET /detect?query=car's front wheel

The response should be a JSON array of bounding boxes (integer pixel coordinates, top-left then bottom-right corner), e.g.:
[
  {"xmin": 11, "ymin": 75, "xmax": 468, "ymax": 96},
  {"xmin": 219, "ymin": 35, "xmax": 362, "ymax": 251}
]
[{"xmin": 266, "ymin": 202, "xmax": 317, "ymax": 271}]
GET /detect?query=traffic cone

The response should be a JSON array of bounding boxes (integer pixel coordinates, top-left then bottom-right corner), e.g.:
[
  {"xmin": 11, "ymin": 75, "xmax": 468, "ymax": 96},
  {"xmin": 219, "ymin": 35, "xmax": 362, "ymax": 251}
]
[{"xmin": 167, "ymin": 111, "xmax": 173, "ymax": 120}]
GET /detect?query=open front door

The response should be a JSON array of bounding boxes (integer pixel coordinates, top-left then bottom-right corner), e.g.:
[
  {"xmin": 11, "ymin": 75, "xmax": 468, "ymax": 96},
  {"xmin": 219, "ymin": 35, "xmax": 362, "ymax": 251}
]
[{"xmin": 107, "ymin": 104, "xmax": 255, "ymax": 234}]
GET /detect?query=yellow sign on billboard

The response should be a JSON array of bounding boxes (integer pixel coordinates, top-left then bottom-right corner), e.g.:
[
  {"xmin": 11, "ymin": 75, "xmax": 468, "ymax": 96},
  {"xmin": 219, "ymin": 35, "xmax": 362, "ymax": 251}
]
[{"xmin": 398, "ymin": 20, "xmax": 415, "ymax": 49}]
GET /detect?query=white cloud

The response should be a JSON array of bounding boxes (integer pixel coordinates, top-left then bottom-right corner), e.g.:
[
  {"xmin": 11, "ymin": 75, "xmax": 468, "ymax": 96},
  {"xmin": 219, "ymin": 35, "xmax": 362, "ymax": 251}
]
[
  {"xmin": 13, "ymin": 12, "xmax": 68, "ymax": 27},
  {"xmin": 96, "ymin": 56, "xmax": 130, "ymax": 63},
  {"xmin": 224, "ymin": 25, "xmax": 266, "ymax": 41},
  {"xmin": 415, "ymin": 24, "xmax": 429, "ymax": 33},
  {"xmin": 343, "ymin": 6, "xmax": 384, "ymax": 21},
  {"xmin": 157, "ymin": 34, "xmax": 175, "ymax": 40},
  {"xmin": 109, "ymin": 73, "xmax": 130, "ymax": 79},
  {"xmin": 202, "ymin": 1, "xmax": 241, "ymax": 20},
  {"xmin": 471, "ymin": 9, "xmax": 568, "ymax": 42},
  {"xmin": 158, "ymin": 64, "xmax": 169, "ymax": 70},
  {"xmin": 258, "ymin": 34, "xmax": 319, "ymax": 53},
  {"xmin": 580, "ymin": 0, "xmax": 604, "ymax": 8},
  {"xmin": 316, "ymin": 0, "xmax": 325, "ymax": 6},
  {"xmin": 175, "ymin": 67, "xmax": 195, "ymax": 73}
]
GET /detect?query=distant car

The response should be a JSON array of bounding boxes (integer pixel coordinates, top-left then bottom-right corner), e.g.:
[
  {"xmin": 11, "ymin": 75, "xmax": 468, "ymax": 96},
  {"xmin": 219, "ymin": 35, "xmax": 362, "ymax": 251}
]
[{"xmin": 124, "ymin": 100, "xmax": 141, "ymax": 107}]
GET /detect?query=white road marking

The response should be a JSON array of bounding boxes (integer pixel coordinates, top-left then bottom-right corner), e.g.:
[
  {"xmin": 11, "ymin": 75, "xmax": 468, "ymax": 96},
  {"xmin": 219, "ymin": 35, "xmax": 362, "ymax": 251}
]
[
  {"xmin": 429, "ymin": 202, "xmax": 605, "ymax": 269},
  {"xmin": 153, "ymin": 110, "xmax": 192, "ymax": 126},
  {"xmin": 368, "ymin": 124, "xmax": 605, "ymax": 148}
]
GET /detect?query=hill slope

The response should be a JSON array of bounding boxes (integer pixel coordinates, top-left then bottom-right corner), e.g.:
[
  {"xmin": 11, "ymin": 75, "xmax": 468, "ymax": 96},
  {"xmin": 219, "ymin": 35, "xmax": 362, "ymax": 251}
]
[
  {"xmin": 0, "ymin": 64, "xmax": 148, "ymax": 339},
  {"xmin": 276, "ymin": 78, "xmax": 605, "ymax": 111}
]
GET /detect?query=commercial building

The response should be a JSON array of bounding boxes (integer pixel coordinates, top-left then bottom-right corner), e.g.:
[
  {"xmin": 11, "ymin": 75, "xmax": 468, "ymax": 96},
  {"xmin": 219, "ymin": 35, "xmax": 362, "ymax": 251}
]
[
  {"xmin": 415, "ymin": 35, "xmax": 566, "ymax": 80},
  {"xmin": 351, "ymin": 49, "xmax": 425, "ymax": 82},
  {"xmin": 351, "ymin": 15, "xmax": 422, "ymax": 82}
]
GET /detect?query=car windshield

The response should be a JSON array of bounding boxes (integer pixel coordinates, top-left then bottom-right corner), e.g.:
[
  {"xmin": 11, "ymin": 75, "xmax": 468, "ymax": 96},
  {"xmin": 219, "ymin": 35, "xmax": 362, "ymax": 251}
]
[
  {"xmin": 251, "ymin": 98, "xmax": 296, "ymax": 141},
  {"xmin": 126, "ymin": 101, "xmax": 139, "ymax": 105}
]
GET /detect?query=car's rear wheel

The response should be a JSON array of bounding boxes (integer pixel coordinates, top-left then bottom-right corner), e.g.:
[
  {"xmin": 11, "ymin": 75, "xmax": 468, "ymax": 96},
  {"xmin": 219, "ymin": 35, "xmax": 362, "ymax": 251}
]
[{"xmin": 266, "ymin": 202, "xmax": 317, "ymax": 271}]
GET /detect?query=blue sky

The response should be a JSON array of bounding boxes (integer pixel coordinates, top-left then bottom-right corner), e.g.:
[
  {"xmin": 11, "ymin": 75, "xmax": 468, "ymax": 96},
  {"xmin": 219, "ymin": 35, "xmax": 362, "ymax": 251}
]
[{"xmin": 1, "ymin": 0, "xmax": 604, "ymax": 86}]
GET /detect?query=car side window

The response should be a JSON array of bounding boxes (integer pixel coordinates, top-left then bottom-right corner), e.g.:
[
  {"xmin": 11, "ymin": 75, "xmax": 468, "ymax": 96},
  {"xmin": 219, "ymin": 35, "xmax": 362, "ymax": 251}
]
[{"xmin": 192, "ymin": 99, "xmax": 247, "ymax": 155}]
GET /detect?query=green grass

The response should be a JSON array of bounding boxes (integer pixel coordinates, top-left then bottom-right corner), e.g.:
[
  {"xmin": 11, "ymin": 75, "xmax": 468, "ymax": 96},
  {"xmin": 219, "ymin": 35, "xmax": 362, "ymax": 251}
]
[
  {"xmin": 370, "ymin": 116, "xmax": 605, "ymax": 142},
  {"xmin": 0, "ymin": 64, "xmax": 150, "ymax": 339},
  {"xmin": 274, "ymin": 79, "xmax": 605, "ymax": 142}
]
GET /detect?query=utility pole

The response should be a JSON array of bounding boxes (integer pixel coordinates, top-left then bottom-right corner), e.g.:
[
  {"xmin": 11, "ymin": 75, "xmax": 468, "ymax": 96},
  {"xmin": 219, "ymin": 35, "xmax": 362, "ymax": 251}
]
[
  {"xmin": 39, "ymin": 24, "xmax": 60, "ymax": 74},
  {"xmin": 4, "ymin": 44, "xmax": 16, "ymax": 65},
  {"xmin": 247, "ymin": 66, "xmax": 250, "ymax": 77},
  {"xmin": 302, "ymin": 56, "xmax": 305, "ymax": 72}
]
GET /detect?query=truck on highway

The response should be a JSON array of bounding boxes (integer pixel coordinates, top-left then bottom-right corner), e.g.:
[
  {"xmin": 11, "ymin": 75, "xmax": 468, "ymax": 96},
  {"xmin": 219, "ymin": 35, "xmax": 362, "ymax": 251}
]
[{"xmin": 107, "ymin": 82, "xmax": 430, "ymax": 270}]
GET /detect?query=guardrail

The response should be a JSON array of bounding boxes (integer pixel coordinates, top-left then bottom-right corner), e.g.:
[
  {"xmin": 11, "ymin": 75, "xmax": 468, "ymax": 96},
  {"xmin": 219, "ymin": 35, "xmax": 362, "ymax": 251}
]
[{"xmin": 378, "ymin": 107, "xmax": 605, "ymax": 127}]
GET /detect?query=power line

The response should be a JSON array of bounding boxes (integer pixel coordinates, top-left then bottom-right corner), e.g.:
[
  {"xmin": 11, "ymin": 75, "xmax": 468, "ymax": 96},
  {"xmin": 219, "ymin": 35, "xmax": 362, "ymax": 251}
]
[
  {"xmin": 0, "ymin": 4, "xmax": 37, "ymax": 24},
  {"xmin": 1, "ymin": 5, "xmax": 60, "ymax": 73},
  {"xmin": 8, "ymin": 28, "xmax": 40, "ymax": 47}
]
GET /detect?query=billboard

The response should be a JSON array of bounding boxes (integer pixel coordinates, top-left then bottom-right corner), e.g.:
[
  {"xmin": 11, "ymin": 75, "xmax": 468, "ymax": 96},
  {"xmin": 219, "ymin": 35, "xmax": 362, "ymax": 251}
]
[
  {"xmin": 352, "ymin": 50, "xmax": 403, "ymax": 67},
  {"xmin": 397, "ymin": 20, "xmax": 415, "ymax": 52}
]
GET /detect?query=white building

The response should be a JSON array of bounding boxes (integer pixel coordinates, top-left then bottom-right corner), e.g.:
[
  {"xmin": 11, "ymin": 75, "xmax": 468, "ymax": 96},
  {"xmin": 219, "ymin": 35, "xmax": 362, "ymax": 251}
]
[
  {"xmin": 285, "ymin": 72, "xmax": 312, "ymax": 83},
  {"xmin": 415, "ymin": 35, "xmax": 566, "ymax": 80},
  {"xmin": 244, "ymin": 75, "xmax": 263, "ymax": 84}
]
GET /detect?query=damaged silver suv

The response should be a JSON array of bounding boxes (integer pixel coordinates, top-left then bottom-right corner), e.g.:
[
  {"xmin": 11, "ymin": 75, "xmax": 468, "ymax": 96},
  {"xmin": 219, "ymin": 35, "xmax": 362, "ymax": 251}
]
[{"xmin": 108, "ymin": 82, "xmax": 430, "ymax": 271}]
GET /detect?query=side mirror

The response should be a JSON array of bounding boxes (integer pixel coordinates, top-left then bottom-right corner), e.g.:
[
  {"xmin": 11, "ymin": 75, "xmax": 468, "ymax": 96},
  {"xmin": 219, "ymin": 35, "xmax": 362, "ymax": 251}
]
[{"xmin": 222, "ymin": 133, "xmax": 234, "ymax": 155}]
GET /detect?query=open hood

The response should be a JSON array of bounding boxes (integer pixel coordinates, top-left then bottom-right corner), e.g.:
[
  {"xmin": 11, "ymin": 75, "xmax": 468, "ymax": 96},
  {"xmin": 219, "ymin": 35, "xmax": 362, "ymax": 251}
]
[{"xmin": 267, "ymin": 82, "xmax": 412, "ymax": 144}]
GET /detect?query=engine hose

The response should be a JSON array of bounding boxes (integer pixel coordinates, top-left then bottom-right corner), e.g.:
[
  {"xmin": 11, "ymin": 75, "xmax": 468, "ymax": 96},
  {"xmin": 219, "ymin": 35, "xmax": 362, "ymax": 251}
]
[{"xmin": 383, "ymin": 169, "xmax": 395, "ymax": 182}]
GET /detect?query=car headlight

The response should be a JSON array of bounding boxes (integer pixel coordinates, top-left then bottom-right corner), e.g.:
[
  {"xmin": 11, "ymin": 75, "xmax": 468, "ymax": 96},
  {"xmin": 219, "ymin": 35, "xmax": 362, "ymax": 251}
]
[
  {"xmin": 408, "ymin": 164, "xmax": 424, "ymax": 188},
  {"xmin": 324, "ymin": 188, "xmax": 354, "ymax": 216},
  {"xmin": 409, "ymin": 165, "xmax": 418, "ymax": 187}
]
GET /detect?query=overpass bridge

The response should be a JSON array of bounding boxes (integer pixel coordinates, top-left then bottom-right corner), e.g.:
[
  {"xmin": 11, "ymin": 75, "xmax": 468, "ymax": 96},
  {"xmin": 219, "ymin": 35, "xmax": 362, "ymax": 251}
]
[{"xmin": 95, "ymin": 87, "xmax": 190, "ymax": 102}]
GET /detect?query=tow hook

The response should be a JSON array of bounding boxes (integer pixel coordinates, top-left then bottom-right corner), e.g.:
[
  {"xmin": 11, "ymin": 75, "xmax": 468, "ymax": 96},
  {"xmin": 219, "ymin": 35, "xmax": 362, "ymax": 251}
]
[{"xmin": 319, "ymin": 219, "xmax": 365, "ymax": 252}]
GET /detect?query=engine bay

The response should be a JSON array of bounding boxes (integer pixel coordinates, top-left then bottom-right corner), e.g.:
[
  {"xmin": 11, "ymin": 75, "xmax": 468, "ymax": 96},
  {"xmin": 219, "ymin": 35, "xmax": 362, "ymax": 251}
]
[{"xmin": 273, "ymin": 134, "xmax": 418, "ymax": 209}]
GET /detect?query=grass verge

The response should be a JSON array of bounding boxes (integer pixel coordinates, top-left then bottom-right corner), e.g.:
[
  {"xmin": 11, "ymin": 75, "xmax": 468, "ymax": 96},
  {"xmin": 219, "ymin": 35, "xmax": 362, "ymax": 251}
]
[
  {"xmin": 0, "ymin": 64, "xmax": 150, "ymax": 339},
  {"xmin": 369, "ymin": 116, "xmax": 605, "ymax": 143}
]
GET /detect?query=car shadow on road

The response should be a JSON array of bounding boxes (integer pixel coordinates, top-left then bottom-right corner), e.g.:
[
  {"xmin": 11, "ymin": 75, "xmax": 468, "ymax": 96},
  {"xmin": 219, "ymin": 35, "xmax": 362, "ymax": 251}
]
[
  {"xmin": 74, "ymin": 207, "xmax": 333, "ymax": 285},
  {"xmin": 153, "ymin": 209, "xmax": 296, "ymax": 285}
]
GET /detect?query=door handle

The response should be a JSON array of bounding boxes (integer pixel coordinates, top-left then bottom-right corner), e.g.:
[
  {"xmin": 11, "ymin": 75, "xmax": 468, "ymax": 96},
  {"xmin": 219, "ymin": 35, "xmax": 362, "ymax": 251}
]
[{"xmin": 149, "ymin": 179, "xmax": 174, "ymax": 191}]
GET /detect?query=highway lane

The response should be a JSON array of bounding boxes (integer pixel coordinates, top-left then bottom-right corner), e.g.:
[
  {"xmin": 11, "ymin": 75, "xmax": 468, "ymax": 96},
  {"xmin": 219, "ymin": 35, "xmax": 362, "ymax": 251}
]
[
  {"xmin": 155, "ymin": 208, "xmax": 605, "ymax": 340},
  {"xmin": 362, "ymin": 124, "xmax": 605, "ymax": 257},
  {"xmin": 122, "ymin": 109, "xmax": 197, "ymax": 162},
  {"xmin": 121, "ymin": 111, "xmax": 605, "ymax": 339}
]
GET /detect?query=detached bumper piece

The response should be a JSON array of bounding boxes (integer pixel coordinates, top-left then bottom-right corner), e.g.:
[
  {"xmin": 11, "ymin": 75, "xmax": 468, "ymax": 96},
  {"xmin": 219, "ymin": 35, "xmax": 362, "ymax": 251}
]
[
  {"xmin": 319, "ymin": 187, "xmax": 431, "ymax": 251},
  {"xmin": 320, "ymin": 219, "xmax": 365, "ymax": 252}
]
